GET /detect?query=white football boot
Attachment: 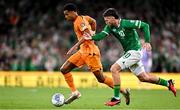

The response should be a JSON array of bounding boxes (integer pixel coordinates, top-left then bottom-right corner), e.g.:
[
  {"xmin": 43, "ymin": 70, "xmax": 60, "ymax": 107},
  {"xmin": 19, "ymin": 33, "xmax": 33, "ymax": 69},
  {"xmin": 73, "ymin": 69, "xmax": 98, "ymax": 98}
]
[{"xmin": 64, "ymin": 90, "xmax": 81, "ymax": 104}]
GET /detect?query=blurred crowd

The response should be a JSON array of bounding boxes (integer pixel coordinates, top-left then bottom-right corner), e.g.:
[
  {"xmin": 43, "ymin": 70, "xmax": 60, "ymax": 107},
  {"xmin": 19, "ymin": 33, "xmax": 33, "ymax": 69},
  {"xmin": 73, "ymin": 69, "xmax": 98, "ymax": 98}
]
[{"xmin": 0, "ymin": 0, "xmax": 180, "ymax": 72}]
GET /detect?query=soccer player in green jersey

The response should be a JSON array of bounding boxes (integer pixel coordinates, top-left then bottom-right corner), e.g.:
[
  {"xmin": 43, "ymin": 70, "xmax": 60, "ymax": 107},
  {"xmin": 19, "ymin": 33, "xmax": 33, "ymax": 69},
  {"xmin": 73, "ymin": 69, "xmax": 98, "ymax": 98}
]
[{"xmin": 82, "ymin": 8, "xmax": 176, "ymax": 106}]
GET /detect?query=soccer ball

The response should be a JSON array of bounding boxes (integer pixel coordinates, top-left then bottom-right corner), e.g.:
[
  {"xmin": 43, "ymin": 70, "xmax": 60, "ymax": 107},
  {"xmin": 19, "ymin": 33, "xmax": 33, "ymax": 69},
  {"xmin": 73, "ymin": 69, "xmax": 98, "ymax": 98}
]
[{"xmin": 51, "ymin": 93, "xmax": 65, "ymax": 107}]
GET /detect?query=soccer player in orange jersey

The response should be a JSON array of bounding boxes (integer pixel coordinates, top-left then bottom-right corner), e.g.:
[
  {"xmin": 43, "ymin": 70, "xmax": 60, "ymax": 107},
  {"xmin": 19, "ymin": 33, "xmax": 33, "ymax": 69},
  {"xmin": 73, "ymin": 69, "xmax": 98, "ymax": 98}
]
[{"xmin": 61, "ymin": 3, "xmax": 130, "ymax": 105}]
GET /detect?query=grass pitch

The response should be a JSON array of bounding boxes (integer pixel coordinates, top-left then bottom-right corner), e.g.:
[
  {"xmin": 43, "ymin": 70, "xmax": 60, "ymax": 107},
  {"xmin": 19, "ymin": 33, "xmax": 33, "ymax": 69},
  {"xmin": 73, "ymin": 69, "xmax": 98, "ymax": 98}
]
[{"xmin": 0, "ymin": 87, "xmax": 179, "ymax": 110}]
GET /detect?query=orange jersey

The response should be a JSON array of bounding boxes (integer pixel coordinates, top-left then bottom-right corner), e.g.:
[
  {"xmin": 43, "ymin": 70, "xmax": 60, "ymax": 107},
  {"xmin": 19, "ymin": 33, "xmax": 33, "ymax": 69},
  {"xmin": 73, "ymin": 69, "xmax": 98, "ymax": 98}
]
[{"xmin": 73, "ymin": 16, "xmax": 99, "ymax": 54}]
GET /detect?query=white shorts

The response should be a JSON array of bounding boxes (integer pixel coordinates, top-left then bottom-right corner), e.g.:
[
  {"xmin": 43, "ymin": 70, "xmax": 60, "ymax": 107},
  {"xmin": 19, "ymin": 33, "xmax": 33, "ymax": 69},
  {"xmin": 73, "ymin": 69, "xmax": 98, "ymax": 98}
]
[{"xmin": 116, "ymin": 50, "xmax": 145, "ymax": 76}]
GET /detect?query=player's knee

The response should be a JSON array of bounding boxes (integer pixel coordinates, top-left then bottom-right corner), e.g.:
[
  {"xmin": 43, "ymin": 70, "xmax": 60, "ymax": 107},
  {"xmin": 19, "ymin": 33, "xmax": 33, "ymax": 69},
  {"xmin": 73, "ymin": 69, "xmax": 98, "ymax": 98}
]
[
  {"xmin": 110, "ymin": 63, "xmax": 121, "ymax": 74},
  {"xmin": 60, "ymin": 67, "xmax": 69, "ymax": 74},
  {"xmin": 139, "ymin": 77, "xmax": 146, "ymax": 82},
  {"xmin": 110, "ymin": 66, "xmax": 114, "ymax": 73},
  {"xmin": 110, "ymin": 65, "xmax": 117, "ymax": 73},
  {"xmin": 97, "ymin": 75, "xmax": 105, "ymax": 83},
  {"xmin": 60, "ymin": 67, "xmax": 65, "ymax": 73},
  {"xmin": 93, "ymin": 70, "xmax": 105, "ymax": 83},
  {"xmin": 97, "ymin": 78, "xmax": 105, "ymax": 83}
]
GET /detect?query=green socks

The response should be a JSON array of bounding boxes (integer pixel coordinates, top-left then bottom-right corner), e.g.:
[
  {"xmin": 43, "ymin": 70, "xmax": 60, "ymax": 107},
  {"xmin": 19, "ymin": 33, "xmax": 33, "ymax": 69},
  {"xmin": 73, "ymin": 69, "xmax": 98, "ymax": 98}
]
[
  {"xmin": 114, "ymin": 85, "xmax": 120, "ymax": 99},
  {"xmin": 158, "ymin": 78, "xmax": 169, "ymax": 87}
]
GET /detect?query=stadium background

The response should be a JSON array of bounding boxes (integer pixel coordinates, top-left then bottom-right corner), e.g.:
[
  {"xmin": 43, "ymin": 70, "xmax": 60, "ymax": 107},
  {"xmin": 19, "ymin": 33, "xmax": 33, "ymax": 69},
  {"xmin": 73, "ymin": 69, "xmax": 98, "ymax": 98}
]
[
  {"xmin": 0, "ymin": 0, "xmax": 180, "ymax": 109},
  {"xmin": 0, "ymin": 0, "xmax": 180, "ymax": 72}
]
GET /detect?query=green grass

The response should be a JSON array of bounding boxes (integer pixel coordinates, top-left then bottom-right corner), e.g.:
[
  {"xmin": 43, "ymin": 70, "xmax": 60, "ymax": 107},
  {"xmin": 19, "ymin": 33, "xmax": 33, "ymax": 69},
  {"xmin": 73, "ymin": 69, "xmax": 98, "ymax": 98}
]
[{"xmin": 0, "ymin": 87, "xmax": 179, "ymax": 110}]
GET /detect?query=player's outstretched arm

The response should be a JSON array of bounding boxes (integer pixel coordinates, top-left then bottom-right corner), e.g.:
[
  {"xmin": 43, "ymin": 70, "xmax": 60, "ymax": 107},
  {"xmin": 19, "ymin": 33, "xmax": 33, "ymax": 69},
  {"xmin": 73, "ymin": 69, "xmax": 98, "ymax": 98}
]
[
  {"xmin": 83, "ymin": 31, "xmax": 108, "ymax": 41},
  {"xmin": 91, "ymin": 31, "xmax": 108, "ymax": 41},
  {"xmin": 66, "ymin": 33, "xmax": 92, "ymax": 55},
  {"xmin": 91, "ymin": 25, "xmax": 110, "ymax": 41},
  {"xmin": 66, "ymin": 37, "xmax": 85, "ymax": 55},
  {"xmin": 66, "ymin": 29, "xmax": 92, "ymax": 55}
]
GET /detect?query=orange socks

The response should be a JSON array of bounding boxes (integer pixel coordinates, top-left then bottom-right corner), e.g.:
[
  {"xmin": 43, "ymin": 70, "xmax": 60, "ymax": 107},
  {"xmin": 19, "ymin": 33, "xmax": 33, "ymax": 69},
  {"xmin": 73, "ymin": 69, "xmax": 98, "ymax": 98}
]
[{"xmin": 63, "ymin": 73, "xmax": 76, "ymax": 92}]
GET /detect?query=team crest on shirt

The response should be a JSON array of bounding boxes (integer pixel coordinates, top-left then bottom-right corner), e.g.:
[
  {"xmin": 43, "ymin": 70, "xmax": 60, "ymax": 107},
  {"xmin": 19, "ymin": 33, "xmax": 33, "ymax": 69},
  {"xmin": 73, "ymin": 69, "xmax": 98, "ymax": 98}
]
[
  {"xmin": 112, "ymin": 29, "xmax": 116, "ymax": 32},
  {"xmin": 80, "ymin": 23, "xmax": 85, "ymax": 27},
  {"xmin": 118, "ymin": 30, "xmax": 125, "ymax": 39}
]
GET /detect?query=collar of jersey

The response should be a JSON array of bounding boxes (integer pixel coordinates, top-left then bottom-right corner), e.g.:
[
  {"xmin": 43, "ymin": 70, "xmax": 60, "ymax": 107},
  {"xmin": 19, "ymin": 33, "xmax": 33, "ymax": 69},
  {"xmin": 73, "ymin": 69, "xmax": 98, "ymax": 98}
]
[{"xmin": 118, "ymin": 18, "xmax": 122, "ymax": 28}]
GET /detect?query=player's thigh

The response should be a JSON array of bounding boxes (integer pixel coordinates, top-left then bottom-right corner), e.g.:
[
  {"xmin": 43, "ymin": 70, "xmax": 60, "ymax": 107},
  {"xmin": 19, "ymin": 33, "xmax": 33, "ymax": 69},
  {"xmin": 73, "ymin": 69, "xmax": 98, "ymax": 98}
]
[
  {"xmin": 85, "ymin": 53, "xmax": 103, "ymax": 72},
  {"xmin": 110, "ymin": 63, "xmax": 122, "ymax": 72},
  {"xmin": 116, "ymin": 50, "xmax": 142, "ymax": 70}
]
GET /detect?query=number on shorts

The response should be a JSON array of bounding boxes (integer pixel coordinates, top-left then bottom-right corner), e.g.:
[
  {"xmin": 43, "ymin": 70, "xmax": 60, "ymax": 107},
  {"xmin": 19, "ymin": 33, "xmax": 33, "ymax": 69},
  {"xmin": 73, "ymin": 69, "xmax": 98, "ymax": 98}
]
[{"xmin": 123, "ymin": 53, "xmax": 131, "ymax": 59}]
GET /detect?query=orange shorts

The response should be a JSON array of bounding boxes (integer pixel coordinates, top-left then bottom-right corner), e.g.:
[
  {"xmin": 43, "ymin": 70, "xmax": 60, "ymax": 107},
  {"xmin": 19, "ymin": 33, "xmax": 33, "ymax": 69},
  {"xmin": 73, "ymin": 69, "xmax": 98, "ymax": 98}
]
[{"xmin": 68, "ymin": 51, "xmax": 102, "ymax": 72}]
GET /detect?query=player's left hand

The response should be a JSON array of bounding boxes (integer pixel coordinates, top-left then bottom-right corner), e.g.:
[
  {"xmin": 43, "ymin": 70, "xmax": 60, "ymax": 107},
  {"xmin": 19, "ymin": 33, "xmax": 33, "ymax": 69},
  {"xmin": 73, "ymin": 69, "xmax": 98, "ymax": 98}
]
[{"xmin": 143, "ymin": 43, "xmax": 152, "ymax": 51}]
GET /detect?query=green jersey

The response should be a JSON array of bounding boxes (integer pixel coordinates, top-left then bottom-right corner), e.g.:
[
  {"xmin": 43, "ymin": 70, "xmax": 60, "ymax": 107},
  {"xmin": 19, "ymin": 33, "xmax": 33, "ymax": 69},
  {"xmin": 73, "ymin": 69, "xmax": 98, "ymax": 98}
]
[{"xmin": 92, "ymin": 19, "xmax": 150, "ymax": 52}]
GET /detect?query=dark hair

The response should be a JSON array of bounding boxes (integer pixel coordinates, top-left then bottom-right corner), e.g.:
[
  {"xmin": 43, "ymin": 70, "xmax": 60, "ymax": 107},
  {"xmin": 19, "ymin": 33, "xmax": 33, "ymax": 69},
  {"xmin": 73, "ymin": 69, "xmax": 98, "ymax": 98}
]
[
  {"xmin": 63, "ymin": 3, "xmax": 77, "ymax": 11},
  {"xmin": 103, "ymin": 8, "xmax": 119, "ymax": 19}
]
